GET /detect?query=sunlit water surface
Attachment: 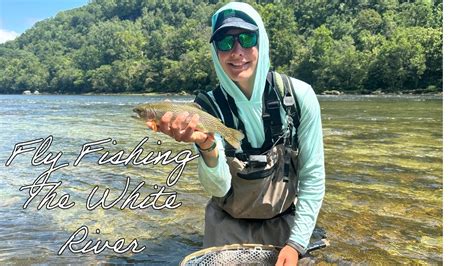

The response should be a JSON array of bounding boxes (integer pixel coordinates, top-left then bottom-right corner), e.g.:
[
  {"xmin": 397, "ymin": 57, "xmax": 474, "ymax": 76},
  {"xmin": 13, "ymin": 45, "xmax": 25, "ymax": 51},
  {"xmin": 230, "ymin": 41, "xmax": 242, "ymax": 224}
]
[{"xmin": 0, "ymin": 94, "xmax": 442, "ymax": 264}]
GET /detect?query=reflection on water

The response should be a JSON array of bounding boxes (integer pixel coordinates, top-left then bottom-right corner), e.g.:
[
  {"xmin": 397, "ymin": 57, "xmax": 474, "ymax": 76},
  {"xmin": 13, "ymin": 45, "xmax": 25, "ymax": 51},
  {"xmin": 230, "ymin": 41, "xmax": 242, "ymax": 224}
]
[{"xmin": 0, "ymin": 94, "xmax": 442, "ymax": 264}]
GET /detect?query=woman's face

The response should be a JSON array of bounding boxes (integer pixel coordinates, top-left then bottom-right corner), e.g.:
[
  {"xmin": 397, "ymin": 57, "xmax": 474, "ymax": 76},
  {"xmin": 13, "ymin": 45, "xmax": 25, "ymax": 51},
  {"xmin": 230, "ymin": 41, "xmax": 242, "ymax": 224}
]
[{"xmin": 216, "ymin": 28, "xmax": 259, "ymax": 88}]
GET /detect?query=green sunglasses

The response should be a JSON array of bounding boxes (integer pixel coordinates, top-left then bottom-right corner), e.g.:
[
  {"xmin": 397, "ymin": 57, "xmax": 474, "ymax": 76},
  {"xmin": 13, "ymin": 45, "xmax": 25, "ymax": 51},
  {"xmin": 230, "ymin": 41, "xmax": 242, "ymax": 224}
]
[{"xmin": 214, "ymin": 32, "xmax": 258, "ymax": 52}]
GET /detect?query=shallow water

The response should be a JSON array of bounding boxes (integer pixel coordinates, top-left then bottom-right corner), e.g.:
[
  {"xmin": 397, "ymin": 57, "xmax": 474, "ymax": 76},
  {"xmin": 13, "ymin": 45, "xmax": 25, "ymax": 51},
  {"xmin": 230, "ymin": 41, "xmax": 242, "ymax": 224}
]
[{"xmin": 0, "ymin": 94, "xmax": 442, "ymax": 264}]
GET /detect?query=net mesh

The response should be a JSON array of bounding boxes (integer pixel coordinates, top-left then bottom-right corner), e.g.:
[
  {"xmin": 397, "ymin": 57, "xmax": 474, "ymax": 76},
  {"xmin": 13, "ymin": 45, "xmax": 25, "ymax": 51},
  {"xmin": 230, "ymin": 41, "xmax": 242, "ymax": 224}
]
[{"xmin": 181, "ymin": 244, "xmax": 280, "ymax": 266}]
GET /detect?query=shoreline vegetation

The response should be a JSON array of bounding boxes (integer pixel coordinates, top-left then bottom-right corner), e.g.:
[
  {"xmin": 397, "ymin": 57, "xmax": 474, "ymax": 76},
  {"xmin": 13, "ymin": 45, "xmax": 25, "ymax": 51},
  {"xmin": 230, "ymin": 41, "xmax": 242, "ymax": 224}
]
[
  {"xmin": 0, "ymin": 1, "xmax": 442, "ymax": 95},
  {"xmin": 5, "ymin": 90, "xmax": 443, "ymax": 97}
]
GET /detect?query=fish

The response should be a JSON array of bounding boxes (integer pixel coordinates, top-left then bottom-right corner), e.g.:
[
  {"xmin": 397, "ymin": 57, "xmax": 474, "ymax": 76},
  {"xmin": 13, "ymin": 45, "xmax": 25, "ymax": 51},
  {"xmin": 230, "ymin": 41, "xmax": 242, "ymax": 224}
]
[{"xmin": 133, "ymin": 101, "xmax": 245, "ymax": 149}]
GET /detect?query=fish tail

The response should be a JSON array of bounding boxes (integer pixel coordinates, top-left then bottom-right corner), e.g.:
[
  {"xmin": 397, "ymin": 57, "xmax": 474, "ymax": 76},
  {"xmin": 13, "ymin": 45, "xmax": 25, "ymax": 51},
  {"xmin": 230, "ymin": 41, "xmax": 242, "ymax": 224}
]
[{"xmin": 220, "ymin": 126, "xmax": 245, "ymax": 149}]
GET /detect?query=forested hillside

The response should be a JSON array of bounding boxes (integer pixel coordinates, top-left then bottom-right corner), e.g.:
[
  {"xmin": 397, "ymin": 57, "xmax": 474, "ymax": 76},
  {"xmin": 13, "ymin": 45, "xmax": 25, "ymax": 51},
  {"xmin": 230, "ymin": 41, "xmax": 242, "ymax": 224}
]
[{"xmin": 0, "ymin": 0, "xmax": 442, "ymax": 94}]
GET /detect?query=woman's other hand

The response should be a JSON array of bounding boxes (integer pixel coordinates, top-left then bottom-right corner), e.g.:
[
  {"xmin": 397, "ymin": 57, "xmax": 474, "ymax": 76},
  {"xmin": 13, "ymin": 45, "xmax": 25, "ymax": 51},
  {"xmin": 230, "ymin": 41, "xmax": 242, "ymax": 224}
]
[{"xmin": 276, "ymin": 245, "xmax": 298, "ymax": 266}]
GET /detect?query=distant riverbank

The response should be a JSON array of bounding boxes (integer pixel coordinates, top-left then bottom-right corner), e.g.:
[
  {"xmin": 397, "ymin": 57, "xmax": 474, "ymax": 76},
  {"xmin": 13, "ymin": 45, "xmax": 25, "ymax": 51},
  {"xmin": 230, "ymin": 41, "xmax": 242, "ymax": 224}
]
[
  {"xmin": 8, "ymin": 91, "xmax": 193, "ymax": 97},
  {"xmin": 6, "ymin": 90, "xmax": 442, "ymax": 97}
]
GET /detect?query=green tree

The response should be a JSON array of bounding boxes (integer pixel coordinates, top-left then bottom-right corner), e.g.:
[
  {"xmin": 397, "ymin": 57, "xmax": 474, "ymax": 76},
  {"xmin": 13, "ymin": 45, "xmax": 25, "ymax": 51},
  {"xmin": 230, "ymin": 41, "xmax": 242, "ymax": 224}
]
[
  {"xmin": 397, "ymin": 1, "xmax": 435, "ymax": 27},
  {"xmin": 0, "ymin": 0, "xmax": 442, "ymax": 94},
  {"xmin": 0, "ymin": 50, "xmax": 49, "ymax": 94},
  {"xmin": 88, "ymin": 64, "xmax": 114, "ymax": 93},
  {"xmin": 258, "ymin": 3, "xmax": 301, "ymax": 73},
  {"xmin": 320, "ymin": 36, "xmax": 369, "ymax": 92},
  {"xmin": 45, "ymin": 55, "xmax": 85, "ymax": 93},
  {"xmin": 291, "ymin": 25, "xmax": 334, "ymax": 92},
  {"xmin": 367, "ymin": 27, "xmax": 427, "ymax": 92},
  {"xmin": 355, "ymin": 9, "xmax": 383, "ymax": 35}
]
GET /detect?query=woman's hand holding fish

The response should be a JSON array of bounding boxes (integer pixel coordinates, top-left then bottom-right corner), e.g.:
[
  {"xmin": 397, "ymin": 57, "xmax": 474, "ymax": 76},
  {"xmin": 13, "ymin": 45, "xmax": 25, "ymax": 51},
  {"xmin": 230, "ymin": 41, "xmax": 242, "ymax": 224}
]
[
  {"xmin": 146, "ymin": 111, "xmax": 218, "ymax": 167},
  {"xmin": 146, "ymin": 111, "xmax": 206, "ymax": 143}
]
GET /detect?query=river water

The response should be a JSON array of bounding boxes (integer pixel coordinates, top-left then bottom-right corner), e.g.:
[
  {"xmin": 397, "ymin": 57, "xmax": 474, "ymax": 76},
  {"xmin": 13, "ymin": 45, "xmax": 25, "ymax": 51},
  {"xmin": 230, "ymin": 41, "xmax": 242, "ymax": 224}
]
[{"xmin": 0, "ymin": 94, "xmax": 442, "ymax": 264}]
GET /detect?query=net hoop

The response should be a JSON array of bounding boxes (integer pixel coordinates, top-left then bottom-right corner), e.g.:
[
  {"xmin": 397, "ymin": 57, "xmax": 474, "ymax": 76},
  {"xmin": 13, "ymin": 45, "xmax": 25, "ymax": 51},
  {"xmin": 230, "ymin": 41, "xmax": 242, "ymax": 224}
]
[{"xmin": 180, "ymin": 243, "xmax": 281, "ymax": 265}]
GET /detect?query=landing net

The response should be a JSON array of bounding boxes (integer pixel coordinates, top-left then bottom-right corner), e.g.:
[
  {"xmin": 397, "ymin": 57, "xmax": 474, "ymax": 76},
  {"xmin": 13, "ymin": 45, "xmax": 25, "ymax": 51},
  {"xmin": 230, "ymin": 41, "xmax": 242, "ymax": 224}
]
[{"xmin": 180, "ymin": 244, "xmax": 280, "ymax": 266}]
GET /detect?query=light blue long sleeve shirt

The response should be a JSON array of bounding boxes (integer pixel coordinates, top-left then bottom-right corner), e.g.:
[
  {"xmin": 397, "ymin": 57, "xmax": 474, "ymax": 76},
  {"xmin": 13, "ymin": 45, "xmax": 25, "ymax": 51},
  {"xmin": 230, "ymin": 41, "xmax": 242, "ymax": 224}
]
[{"xmin": 196, "ymin": 77, "xmax": 325, "ymax": 250}]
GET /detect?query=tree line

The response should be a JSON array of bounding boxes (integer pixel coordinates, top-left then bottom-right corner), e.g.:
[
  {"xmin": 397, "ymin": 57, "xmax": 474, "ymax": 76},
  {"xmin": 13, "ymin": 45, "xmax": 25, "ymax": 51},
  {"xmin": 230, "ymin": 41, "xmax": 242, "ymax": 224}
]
[{"xmin": 0, "ymin": 0, "xmax": 442, "ymax": 95}]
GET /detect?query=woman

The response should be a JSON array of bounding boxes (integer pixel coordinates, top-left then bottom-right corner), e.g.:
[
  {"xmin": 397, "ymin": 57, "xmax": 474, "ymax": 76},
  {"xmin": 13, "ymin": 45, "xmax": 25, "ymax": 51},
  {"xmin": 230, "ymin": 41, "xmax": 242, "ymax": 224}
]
[{"xmin": 147, "ymin": 2, "xmax": 325, "ymax": 265}]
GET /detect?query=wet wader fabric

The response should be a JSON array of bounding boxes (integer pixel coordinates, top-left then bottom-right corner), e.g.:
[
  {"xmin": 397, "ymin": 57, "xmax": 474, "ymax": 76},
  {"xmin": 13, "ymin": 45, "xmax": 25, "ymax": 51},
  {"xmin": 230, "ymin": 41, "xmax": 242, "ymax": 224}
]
[
  {"xmin": 218, "ymin": 145, "xmax": 298, "ymax": 220},
  {"xmin": 195, "ymin": 72, "xmax": 300, "ymax": 247},
  {"xmin": 203, "ymin": 199, "xmax": 294, "ymax": 247}
]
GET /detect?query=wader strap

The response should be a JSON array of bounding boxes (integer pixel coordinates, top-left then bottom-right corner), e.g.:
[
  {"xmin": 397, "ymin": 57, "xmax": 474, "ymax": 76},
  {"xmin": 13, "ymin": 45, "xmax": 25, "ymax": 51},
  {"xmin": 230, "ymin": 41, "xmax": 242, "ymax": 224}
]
[
  {"xmin": 280, "ymin": 73, "xmax": 300, "ymax": 149},
  {"xmin": 212, "ymin": 86, "xmax": 234, "ymax": 128},
  {"xmin": 224, "ymin": 80, "xmax": 281, "ymax": 155},
  {"xmin": 264, "ymin": 73, "xmax": 284, "ymax": 146},
  {"xmin": 194, "ymin": 92, "xmax": 221, "ymax": 122},
  {"xmin": 212, "ymin": 86, "xmax": 254, "ymax": 155},
  {"xmin": 280, "ymin": 74, "xmax": 300, "ymax": 127}
]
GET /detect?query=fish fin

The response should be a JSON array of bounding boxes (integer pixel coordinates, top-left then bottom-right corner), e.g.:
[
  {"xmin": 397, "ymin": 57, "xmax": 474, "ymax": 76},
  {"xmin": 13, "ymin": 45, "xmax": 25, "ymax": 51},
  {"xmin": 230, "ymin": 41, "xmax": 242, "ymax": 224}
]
[
  {"xmin": 149, "ymin": 120, "xmax": 159, "ymax": 132},
  {"xmin": 222, "ymin": 127, "xmax": 245, "ymax": 149}
]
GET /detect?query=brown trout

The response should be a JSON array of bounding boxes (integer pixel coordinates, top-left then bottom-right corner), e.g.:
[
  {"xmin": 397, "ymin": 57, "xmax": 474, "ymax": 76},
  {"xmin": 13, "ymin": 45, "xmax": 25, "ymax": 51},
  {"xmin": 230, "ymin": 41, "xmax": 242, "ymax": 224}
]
[{"xmin": 133, "ymin": 101, "xmax": 244, "ymax": 149}]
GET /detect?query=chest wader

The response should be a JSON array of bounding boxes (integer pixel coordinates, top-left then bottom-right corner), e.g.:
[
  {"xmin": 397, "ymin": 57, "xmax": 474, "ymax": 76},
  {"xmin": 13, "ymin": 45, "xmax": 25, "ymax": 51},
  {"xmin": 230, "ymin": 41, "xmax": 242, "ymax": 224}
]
[{"xmin": 195, "ymin": 72, "xmax": 301, "ymax": 247}]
